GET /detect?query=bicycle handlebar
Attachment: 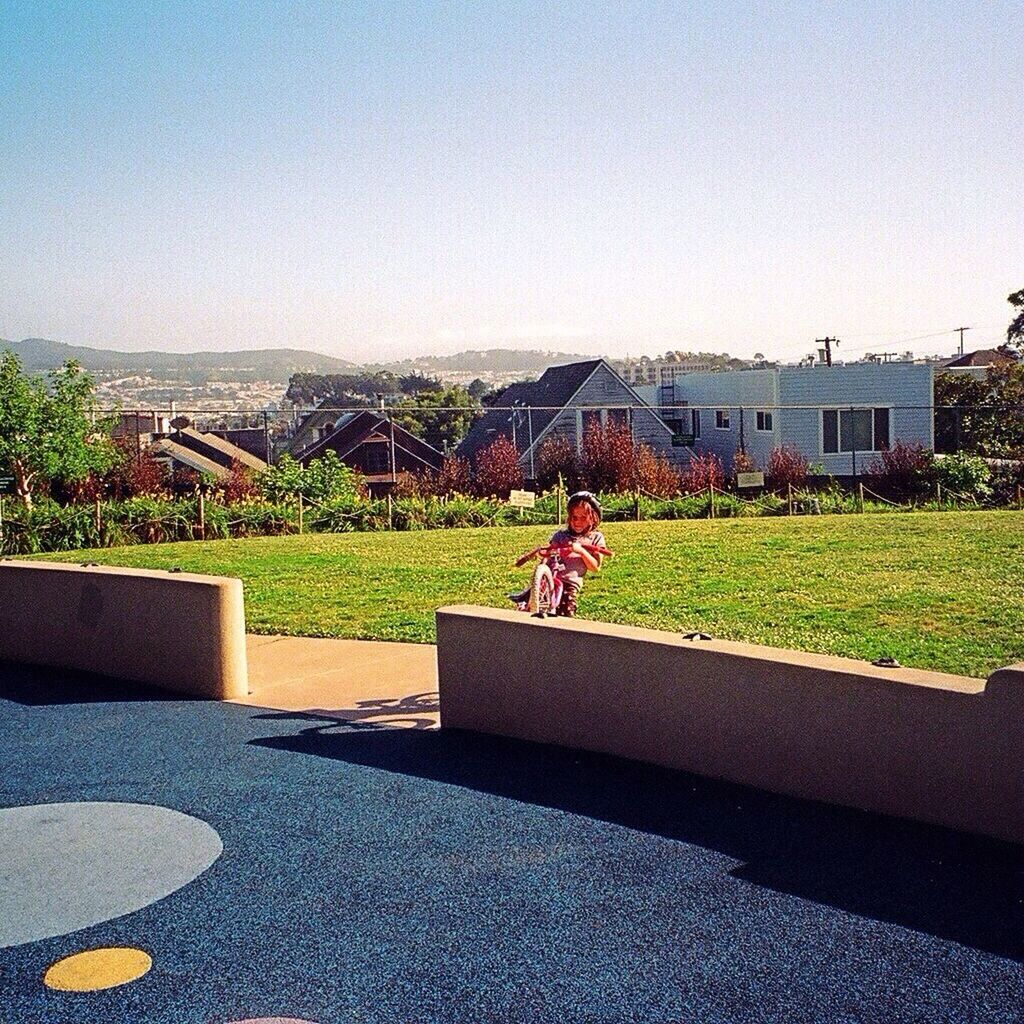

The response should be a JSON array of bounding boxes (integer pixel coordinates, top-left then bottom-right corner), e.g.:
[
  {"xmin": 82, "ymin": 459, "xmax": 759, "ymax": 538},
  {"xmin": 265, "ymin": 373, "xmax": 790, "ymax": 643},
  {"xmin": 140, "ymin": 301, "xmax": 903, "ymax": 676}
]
[{"xmin": 514, "ymin": 542, "xmax": 613, "ymax": 567}]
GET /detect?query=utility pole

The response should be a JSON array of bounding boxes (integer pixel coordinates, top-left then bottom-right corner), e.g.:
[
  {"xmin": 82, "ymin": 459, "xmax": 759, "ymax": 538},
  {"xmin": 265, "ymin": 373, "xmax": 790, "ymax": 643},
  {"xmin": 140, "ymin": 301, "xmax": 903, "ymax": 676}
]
[
  {"xmin": 815, "ymin": 337, "xmax": 839, "ymax": 367},
  {"xmin": 955, "ymin": 326, "xmax": 971, "ymax": 357}
]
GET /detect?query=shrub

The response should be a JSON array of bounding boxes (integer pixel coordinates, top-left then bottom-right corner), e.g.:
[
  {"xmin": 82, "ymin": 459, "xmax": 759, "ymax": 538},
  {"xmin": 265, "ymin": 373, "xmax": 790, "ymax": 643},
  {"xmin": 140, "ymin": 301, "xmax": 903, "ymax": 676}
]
[
  {"xmin": 733, "ymin": 449, "xmax": 757, "ymax": 475},
  {"xmin": 262, "ymin": 451, "xmax": 363, "ymax": 502},
  {"xmin": 535, "ymin": 434, "xmax": 581, "ymax": 491},
  {"xmin": 633, "ymin": 444, "xmax": 681, "ymax": 497},
  {"xmin": 473, "ymin": 436, "xmax": 523, "ymax": 497},
  {"xmin": 220, "ymin": 460, "xmax": 262, "ymax": 504},
  {"xmin": 864, "ymin": 441, "xmax": 933, "ymax": 497},
  {"xmin": 680, "ymin": 451, "xmax": 725, "ymax": 493},
  {"xmin": 765, "ymin": 445, "xmax": 809, "ymax": 493},
  {"xmin": 934, "ymin": 452, "xmax": 992, "ymax": 500},
  {"xmin": 580, "ymin": 424, "xmax": 635, "ymax": 493}
]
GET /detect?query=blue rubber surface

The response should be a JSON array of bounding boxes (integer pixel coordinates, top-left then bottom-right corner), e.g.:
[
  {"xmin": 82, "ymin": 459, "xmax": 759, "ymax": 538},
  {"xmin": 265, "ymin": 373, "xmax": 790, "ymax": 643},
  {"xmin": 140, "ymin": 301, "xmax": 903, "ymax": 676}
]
[{"xmin": 0, "ymin": 661, "xmax": 1021, "ymax": 1023}]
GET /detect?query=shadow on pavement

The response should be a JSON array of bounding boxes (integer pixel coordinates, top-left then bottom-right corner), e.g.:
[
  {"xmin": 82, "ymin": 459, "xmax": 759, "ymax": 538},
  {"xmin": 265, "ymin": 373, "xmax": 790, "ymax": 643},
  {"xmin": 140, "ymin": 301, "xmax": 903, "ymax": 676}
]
[
  {"xmin": 0, "ymin": 660, "xmax": 184, "ymax": 704},
  {"xmin": 252, "ymin": 718, "xmax": 1024, "ymax": 962}
]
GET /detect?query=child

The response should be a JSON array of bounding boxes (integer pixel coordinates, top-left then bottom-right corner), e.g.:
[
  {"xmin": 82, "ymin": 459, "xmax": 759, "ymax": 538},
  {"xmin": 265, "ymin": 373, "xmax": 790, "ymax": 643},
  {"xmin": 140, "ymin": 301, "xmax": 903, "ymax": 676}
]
[{"xmin": 511, "ymin": 491, "xmax": 606, "ymax": 616}]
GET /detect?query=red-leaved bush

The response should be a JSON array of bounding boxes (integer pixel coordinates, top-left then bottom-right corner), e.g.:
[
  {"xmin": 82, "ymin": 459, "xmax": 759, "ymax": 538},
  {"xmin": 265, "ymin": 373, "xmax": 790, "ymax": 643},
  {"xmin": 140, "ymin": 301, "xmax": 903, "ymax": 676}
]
[
  {"xmin": 580, "ymin": 424, "xmax": 636, "ymax": 493},
  {"xmin": 220, "ymin": 460, "xmax": 261, "ymax": 504},
  {"xmin": 864, "ymin": 441, "xmax": 932, "ymax": 496},
  {"xmin": 765, "ymin": 445, "xmax": 809, "ymax": 493},
  {"xmin": 473, "ymin": 436, "xmax": 523, "ymax": 497},
  {"xmin": 633, "ymin": 444, "xmax": 681, "ymax": 496},
  {"xmin": 680, "ymin": 451, "xmax": 725, "ymax": 493},
  {"xmin": 535, "ymin": 434, "xmax": 582, "ymax": 491}
]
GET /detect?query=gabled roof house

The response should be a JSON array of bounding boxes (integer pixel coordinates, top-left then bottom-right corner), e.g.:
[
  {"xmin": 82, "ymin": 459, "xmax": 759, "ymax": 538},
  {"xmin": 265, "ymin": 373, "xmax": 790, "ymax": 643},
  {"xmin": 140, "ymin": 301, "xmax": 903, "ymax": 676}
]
[
  {"xmin": 296, "ymin": 410, "xmax": 444, "ymax": 486},
  {"xmin": 457, "ymin": 358, "xmax": 679, "ymax": 472}
]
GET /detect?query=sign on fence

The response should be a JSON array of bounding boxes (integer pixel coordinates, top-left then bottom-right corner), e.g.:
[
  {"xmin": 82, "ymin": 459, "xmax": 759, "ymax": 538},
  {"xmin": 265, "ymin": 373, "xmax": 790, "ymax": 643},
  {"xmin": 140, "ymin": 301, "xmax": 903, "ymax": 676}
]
[
  {"xmin": 671, "ymin": 433, "xmax": 695, "ymax": 447},
  {"xmin": 736, "ymin": 472, "xmax": 765, "ymax": 489},
  {"xmin": 0, "ymin": 477, "xmax": 15, "ymax": 495},
  {"xmin": 508, "ymin": 489, "xmax": 536, "ymax": 508}
]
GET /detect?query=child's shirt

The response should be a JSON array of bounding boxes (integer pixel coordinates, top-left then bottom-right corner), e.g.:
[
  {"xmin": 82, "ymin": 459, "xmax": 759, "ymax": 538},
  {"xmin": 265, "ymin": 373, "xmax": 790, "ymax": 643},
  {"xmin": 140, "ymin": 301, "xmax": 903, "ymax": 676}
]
[{"xmin": 548, "ymin": 527, "xmax": 606, "ymax": 584}]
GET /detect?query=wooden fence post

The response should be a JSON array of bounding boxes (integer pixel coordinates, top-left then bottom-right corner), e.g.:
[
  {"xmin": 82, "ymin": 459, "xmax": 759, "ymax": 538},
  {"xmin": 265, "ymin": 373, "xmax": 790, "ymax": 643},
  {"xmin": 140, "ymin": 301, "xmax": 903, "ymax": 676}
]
[
  {"xmin": 387, "ymin": 491, "xmax": 393, "ymax": 530},
  {"xmin": 709, "ymin": 483, "xmax": 716, "ymax": 519},
  {"xmin": 557, "ymin": 482, "xmax": 564, "ymax": 525},
  {"xmin": 857, "ymin": 482, "xmax": 865, "ymax": 513},
  {"xmin": 197, "ymin": 490, "xmax": 205, "ymax": 540},
  {"xmin": 937, "ymin": 481, "xmax": 943, "ymax": 504},
  {"xmin": 787, "ymin": 482, "xmax": 793, "ymax": 516},
  {"xmin": 94, "ymin": 497, "xmax": 102, "ymax": 538},
  {"xmin": 297, "ymin": 493, "xmax": 304, "ymax": 534},
  {"xmin": 634, "ymin": 487, "xmax": 641, "ymax": 521}
]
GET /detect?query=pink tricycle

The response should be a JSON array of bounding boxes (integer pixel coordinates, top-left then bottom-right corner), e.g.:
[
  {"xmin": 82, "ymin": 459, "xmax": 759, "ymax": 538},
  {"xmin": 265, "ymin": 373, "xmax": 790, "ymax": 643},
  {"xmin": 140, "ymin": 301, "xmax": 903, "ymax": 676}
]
[{"xmin": 509, "ymin": 541, "xmax": 614, "ymax": 617}]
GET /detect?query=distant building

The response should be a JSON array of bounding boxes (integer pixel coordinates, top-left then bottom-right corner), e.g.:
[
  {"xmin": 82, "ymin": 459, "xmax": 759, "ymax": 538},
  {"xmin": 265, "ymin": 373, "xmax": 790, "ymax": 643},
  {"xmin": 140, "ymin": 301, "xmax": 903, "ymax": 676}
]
[
  {"xmin": 942, "ymin": 347, "xmax": 1019, "ymax": 368},
  {"xmin": 458, "ymin": 358, "xmax": 680, "ymax": 473},
  {"xmin": 652, "ymin": 362, "xmax": 935, "ymax": 475},
  {"xmin": 296, "ymin": 410, "xmax": 444, "ymax": 493}
]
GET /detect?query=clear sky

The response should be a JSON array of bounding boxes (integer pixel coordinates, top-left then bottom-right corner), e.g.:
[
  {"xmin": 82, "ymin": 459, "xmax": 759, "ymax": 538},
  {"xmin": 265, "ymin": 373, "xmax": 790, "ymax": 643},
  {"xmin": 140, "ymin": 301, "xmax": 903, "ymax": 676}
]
[{"xmin": 1, "ymin": 1, "xmax": 1021, "ymax": 363}]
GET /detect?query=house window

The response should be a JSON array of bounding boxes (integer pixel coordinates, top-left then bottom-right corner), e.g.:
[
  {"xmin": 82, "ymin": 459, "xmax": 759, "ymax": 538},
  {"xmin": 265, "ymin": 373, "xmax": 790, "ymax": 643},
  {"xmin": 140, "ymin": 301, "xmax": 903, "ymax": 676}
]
[
  {"xmin": 692, "ymin": 409, "xmax": 701, "ymax": 438},
  {"xmin": 606, "ymin": 408, "xmax": 628, "ymax": 430},
  {"xmin": 580, "ymin": 409, "xmax": 602, "ymax": 436},
  {"xmin": 362, "ymin": 441, "xmax": 390, "ymax": 473},
  {"xmin": 715, "ymin": 410, "xmax": 730, "ymax": 430},
  {"xmin": 822, "ymin": 408, "xmax": 891, "ymax": 454},
  {"xmin": 756, "ymin": 411, "xmax": 773, "ymax": 431}
]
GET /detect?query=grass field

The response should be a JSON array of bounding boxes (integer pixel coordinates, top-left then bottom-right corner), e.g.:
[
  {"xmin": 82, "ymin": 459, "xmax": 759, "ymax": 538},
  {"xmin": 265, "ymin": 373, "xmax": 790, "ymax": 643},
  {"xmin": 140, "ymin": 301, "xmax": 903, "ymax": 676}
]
[{"xmin": 37, "ymin": 510, "xmax": 1024, "ymax": 678}]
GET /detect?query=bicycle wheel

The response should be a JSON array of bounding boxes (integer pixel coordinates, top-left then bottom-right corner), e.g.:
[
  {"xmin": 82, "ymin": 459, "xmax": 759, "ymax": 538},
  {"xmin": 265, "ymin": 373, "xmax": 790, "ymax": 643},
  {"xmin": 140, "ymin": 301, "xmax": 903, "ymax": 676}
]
[{"xmin": 528, "ymin": 563, "xmax": 555, "ymax": 616}]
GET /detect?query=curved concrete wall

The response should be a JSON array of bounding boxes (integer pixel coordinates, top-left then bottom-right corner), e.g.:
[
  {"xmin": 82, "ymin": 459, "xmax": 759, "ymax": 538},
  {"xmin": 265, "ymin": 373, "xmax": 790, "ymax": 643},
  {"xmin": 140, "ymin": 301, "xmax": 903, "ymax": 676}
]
[
  {"xmin": 436, "ymin": 606, "xmax": 1023, "ymax": 844},
  {"xmin": 0, "ymin": 560, "xmax": 248, "ymax": 699}
]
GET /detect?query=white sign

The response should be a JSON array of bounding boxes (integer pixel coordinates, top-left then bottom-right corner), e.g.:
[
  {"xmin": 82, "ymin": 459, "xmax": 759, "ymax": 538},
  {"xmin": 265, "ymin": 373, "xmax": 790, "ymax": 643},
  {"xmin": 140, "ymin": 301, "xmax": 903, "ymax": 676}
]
[
  {"xmin": 736, "ymin": 472, "xmax": 765, "ymax": 488},
  {"xmin": 508, "ymin": 489, "xmax": 536, "ymax": 508}
]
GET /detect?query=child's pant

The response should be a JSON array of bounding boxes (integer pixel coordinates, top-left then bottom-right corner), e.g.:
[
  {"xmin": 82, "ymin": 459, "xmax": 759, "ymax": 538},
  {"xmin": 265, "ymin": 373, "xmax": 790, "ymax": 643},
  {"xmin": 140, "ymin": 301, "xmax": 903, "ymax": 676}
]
[{"xmin": 557, "ymin": 578, "xmax": 581, "ymax": 617}]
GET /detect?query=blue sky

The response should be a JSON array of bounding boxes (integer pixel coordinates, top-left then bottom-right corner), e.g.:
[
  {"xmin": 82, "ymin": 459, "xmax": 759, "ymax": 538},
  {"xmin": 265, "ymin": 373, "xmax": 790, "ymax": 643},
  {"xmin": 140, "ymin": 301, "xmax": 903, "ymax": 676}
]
[{"xmin": 1, "ymin": 1, "xmax": 1021, "ymax": 362}]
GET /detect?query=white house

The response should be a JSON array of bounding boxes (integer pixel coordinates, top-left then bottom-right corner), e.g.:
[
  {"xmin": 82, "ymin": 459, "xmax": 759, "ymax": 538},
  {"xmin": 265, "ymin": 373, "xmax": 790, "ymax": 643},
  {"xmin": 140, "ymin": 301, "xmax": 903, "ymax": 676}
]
[{"xmin": 643, "ymin": 363, "xmax": 935, "ymax": 475}]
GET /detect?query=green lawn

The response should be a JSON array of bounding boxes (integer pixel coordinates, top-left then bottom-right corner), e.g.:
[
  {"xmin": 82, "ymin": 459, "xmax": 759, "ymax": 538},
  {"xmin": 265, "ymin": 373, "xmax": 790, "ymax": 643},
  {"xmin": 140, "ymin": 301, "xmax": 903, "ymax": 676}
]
[{"xmin": 37, "ymin": 510, "xmax": 1024, "ymax": 679}]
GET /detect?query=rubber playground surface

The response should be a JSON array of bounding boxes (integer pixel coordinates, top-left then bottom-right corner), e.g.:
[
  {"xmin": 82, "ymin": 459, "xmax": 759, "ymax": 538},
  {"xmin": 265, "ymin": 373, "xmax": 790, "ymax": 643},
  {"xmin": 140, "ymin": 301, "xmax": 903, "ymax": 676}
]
[{"xmin": 1, "ymin": 656, "xmax": 1022, "ymax": 1024}]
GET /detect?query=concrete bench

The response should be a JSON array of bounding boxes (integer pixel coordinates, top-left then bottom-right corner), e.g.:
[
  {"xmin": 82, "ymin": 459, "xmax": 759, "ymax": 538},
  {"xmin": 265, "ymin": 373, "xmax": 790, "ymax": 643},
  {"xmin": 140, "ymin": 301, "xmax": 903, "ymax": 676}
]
[
  {"xmin": 0, "ymin": 560, "xmax": 248, "ymax": 699},
  {"xmin": 436, "ymin": 605, "xmax": 1023, "ymax": 844}
]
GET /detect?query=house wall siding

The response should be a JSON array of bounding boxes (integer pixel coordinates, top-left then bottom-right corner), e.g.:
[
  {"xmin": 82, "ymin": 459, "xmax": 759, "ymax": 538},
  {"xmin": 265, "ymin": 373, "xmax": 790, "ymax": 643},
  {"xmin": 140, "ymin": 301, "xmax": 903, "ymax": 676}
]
[
  {"xmin": 525, "ymin": 363, "xmax": 683, "ymax": 467},
  {"xmin": 778, "ymin": 364, "xmax": 933, "ymax": 475},
  {"xmin": 668, "ymin": 370, "xmax": 778, "ymax": 472},
  {"xmin": 665, "ymin": 365, "xmax": 934, "ymax": 475}
]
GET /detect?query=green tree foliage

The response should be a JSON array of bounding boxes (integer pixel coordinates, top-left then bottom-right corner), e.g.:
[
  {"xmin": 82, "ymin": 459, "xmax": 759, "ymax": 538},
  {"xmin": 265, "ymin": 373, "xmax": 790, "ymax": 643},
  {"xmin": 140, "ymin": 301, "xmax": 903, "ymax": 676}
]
[
  {"xmin": 392, "ymin": 385, "xmax": 476, "ymax": 452},
  {"xmin": 935, "ymin": 362, "xmax": 1024, "ymax": 457},
  {"xmin": 0, "ymin": 353, "xmax": 115, "ymax": 508},
  {"xmin": 261, "ymin": 451, "xmax": 363, "ymax": 502},
  {"xmin": 1007, "ymin": 288, "xmax": 1024, "ymax": 354}
]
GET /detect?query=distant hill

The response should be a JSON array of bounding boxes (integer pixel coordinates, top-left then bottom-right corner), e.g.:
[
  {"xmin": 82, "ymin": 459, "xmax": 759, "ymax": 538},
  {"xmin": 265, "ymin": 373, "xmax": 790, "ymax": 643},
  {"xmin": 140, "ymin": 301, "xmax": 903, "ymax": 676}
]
[
  {"xmin": 0, "ymin": 337, "xmax": 355, "ymax": 377},
  {"xmin": 366, "ymin": 348, "xmax": 594, "ymax": 374}
]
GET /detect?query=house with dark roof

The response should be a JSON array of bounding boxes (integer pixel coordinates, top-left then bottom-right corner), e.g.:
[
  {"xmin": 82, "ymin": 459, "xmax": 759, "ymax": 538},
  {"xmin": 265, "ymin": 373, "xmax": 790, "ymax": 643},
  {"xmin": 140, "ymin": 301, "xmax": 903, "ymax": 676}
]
[
  {"xmin": 942, "ymin": 347, "xmax": 1019, "ymax": 369},
  {"xmin": 147, "ymin": 426, "xmax": 269, "ymax": 482},
  {"xmin": 457, "ymin": 359, "xmax": 679, "ymax": 474},
  {"xmin": 162, "ymin": 427, "xmax": 268, "ymax": 473},
  {"xmin": 296, "ymin": 410, "xmax": 444, "ymax": 491}
]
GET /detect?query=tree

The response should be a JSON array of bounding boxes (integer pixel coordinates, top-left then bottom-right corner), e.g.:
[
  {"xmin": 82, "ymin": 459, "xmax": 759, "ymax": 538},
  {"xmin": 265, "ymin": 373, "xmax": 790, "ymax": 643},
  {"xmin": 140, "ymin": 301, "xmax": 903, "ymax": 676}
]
[
  {"xmin": 1007, "ymin": 288, "xmax": 1024, "ymax": 354},
  {"xmin": 0, "ymin": 353, "xmax": 115, "ymax": 509},
  {"xmin": 473, "ymin": 436, "xmax": 523, "ymax": 497},
  {"xmin": 392, "ymin": 385, "xmax": 475, "ymax": 452},
  {"xmin": 935, "ymin": 363, "xmax": 1024, "ymax": 458}
]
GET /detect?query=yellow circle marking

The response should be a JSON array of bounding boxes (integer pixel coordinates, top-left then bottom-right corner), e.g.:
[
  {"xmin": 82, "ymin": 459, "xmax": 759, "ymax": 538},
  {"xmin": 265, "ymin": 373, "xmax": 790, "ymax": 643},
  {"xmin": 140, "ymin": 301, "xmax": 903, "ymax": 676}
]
[{"xmin": 43, "ymin": 947, "xmax": 152, "ymax": 992}]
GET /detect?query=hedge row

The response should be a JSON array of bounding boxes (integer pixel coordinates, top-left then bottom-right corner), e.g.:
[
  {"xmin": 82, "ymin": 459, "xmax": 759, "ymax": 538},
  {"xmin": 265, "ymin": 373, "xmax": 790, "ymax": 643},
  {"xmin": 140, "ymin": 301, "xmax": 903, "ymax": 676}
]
[{"xmin": 1, "ymin": 485, "xmax": 1019, "ymax": 556}]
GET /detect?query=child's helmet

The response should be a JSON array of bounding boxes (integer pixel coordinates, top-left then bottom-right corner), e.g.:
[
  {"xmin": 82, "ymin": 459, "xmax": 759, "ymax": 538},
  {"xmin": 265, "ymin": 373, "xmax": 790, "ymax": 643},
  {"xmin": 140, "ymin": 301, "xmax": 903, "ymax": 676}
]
[{"xmin": 567, "ymin": 490, "xmax": 602, "ymax": 525}]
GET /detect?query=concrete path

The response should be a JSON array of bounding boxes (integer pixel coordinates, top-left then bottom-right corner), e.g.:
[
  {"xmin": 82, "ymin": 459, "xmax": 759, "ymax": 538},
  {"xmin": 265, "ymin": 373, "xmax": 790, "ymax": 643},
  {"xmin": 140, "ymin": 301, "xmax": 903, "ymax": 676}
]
[{"xmin": 239, "ymin": 634, "xmax": 439, "ymax": 728}]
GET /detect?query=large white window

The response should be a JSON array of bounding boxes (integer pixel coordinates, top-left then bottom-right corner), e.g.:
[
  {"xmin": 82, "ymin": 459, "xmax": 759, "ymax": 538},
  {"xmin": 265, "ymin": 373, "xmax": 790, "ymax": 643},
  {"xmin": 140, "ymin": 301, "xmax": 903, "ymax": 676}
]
[{"xmin": 822, "ymin": 408, "xmax": 890, "ymax": 454}]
